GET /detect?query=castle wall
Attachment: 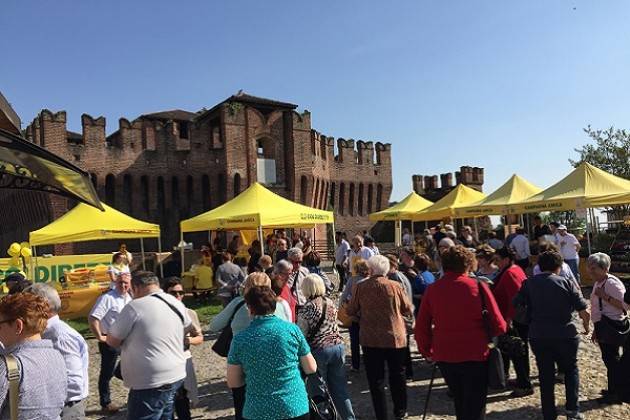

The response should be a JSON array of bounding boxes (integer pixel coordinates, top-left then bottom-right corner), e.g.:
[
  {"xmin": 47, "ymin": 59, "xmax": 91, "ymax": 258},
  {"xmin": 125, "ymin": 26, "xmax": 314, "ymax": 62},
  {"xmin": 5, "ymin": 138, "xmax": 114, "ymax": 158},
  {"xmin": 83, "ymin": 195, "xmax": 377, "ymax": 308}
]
[{"xmin": 16, "ymin": 98, "xmax": 393, "ymax": 254}]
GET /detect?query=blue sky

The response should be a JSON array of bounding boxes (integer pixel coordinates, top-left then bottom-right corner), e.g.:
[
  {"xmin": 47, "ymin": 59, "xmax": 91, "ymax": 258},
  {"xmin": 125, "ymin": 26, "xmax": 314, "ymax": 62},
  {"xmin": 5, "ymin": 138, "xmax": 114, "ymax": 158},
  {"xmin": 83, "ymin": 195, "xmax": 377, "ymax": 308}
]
[{"xmin": 2, "ymin": 1, "xmax": 630, "ymax": 201}]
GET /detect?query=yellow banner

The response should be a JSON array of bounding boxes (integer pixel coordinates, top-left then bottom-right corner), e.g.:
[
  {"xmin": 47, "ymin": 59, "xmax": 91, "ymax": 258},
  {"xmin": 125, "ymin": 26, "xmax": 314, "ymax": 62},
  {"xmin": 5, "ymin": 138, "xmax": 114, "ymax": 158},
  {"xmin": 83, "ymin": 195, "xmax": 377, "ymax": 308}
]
[
  {"xmin": 58, "ymin": 284, "xmax": 110, "ymax": 319},
  {"xmin": 0, "ymin": 253, "xmax": 112, "ymax": 283}
]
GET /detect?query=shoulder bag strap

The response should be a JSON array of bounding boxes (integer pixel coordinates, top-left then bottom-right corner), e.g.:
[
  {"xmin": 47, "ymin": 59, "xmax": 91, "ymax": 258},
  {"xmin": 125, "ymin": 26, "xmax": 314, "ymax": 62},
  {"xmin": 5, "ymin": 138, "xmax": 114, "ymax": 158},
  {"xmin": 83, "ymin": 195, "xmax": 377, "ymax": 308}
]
[
  {"xmin": 308, "ymin": 298, "xmax": 328, "ymax": 342},
  {"xmin": 229, "ymin": 300, "xmax": 247, "ymax": 324},
  {"xmin": 151, "ymin": 294, "xmax": 184, "ymax": 325},
  {"xmin": 477, "ymin": 279, "xmax": 494, "ymax": 345},
  {"xmin": 4, "ymin": 355, "xmax": 19, "ymax": 420}
]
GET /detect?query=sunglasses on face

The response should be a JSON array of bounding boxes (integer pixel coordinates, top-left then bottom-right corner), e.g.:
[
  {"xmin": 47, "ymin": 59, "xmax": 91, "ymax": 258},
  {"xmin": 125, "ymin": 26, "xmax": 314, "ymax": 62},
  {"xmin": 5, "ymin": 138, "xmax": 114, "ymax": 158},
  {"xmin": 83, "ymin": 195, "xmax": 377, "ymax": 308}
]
[{"xmin": 169, "ymin": 290, "xmax": 185, "ymax": 297}]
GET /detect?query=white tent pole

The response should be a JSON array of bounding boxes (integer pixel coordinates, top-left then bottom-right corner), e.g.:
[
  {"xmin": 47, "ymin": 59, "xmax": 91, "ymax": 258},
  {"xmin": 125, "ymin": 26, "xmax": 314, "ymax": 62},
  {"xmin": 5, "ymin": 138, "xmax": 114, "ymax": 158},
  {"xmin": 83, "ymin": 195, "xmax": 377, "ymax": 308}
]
[
  {"xmin": 586, "ymin": 209, "xmax": 592, "ymax": 255},
  {"xmin": 157, "ymin": 235, "xmax": 164, "ymax": 278},
  {"xmin": 31, "ymin": 246, "xmax": 36, "ymax": 282},
  {"xmin": 140, "ymin": 238, "xmax": 146, "ymax": 271},
  {"xmin": 473, "ymin": 217, "xmax": 479, "ymax": 239},
  {"xmin": 257, "ymin": 226, "xmax": 264, "ymax": 256},
  {"xmin": 179, "ymin": 231, "xmax": 185, "ymax": 276}
]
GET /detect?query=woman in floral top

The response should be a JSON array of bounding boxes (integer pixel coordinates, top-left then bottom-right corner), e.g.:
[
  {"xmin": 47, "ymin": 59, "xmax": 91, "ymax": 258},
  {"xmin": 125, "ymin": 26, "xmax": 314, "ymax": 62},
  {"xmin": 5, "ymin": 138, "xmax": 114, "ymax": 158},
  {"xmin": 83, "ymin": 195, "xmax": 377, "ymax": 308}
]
[{"xmin": 298, "ymin": 274, "xmax": 356, "ymax": 420}]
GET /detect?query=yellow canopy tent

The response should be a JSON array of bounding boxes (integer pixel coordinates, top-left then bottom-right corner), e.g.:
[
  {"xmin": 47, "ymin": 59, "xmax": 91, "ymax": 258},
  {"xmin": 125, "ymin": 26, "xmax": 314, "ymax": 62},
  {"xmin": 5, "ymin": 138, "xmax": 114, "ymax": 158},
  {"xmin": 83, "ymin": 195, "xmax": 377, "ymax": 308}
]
[
  {"xmin": 506, "ymin": 162, "xmax": 630, "ymax": 214},
  {"xmin": 454, "ymin": 175, "xmax": 542, "ymax": 218},
  {"xmin": 412, "ymin": 184, "xmax": 486, "ymax": 222},
  {"xmin": 506, "ymin": 162, "xmax": 630, "ymax": 254},
  {"xmin": 180, "ymin": 182, "xmax": 335, "ymax": 255},
  {"xmin": 30, "ymin": 202, "xmax": 161, "ymax": 274},
  {"xmin": 368, "ymin": 192, "xmax": 433, "ymax": 246}
]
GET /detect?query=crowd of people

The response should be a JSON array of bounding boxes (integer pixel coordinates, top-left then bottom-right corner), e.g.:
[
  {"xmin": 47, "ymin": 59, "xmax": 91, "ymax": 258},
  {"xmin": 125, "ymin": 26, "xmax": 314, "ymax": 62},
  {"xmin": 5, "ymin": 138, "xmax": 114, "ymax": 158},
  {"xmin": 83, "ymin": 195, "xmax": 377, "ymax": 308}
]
[{"xmin": 1, "ymin": 222, "xmax": 629, "ymax": 420}]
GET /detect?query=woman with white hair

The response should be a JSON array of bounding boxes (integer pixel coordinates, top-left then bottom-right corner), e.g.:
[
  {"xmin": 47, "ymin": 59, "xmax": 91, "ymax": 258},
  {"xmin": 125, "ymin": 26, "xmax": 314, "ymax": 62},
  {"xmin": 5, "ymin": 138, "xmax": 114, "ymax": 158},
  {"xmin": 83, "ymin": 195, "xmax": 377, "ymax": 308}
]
[
  {"xmin": 298, "ymin": 274, "xmax": 355, "ymax": 419},
  {"xmin": 346, "ymin": 255, "xmax": 413, "ymax": 420},
  {"xmin": 588, "ymin": 252, "xmax": 629, "ymax": 405}
]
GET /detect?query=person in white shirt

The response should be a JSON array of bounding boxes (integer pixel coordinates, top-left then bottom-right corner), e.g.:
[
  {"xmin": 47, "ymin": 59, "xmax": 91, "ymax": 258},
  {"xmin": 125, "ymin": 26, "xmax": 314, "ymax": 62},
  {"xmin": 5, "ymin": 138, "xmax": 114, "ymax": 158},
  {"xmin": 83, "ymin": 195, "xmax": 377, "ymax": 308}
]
[
  {"xmin": 556, "ymin": 225, "xmax": 581, "ymax": 283},
  {"xmin": 510, "ymin": 228, "xmax": 531, "ymax": 272},
  {"xmin": 107, "ymin": 271, "xmax": 193, "ymax": 419},
  {"xmin": 365, "ymin": 236, "xmax": 380, "ymax": 256},
  {"xmin": 532, "ymin": 241, "xmax": 582, "ymax": 296},
  {"xmin": 27, "ymin": 283, "xmax": 89, "ymax": 420},
  {"xmin": 335, "ymin": 232, "xmax": 351, "ymax": 291},
  {"xmin": 346, "ymin": 235, "xmax": 375, "ymax": 275},
  {"xmin": 89, "ymin": 273, "xmax": 132, "ymax": 414},
  {"xmin": 402, "ymin": 228, "xmax": 413, "ymax": 247}
]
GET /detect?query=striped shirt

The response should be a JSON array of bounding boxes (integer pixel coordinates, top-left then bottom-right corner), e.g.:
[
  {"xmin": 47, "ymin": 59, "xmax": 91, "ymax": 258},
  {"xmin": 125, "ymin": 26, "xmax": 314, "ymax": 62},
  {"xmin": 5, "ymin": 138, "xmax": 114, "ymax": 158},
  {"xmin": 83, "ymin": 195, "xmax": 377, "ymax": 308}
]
[
  {"xmin": 42, "ymin": 315, "xmax": 89, "ymax": 402},
  {"xmin": 0, "ymin": 339, "xmax": 67, "ymax": 419}
]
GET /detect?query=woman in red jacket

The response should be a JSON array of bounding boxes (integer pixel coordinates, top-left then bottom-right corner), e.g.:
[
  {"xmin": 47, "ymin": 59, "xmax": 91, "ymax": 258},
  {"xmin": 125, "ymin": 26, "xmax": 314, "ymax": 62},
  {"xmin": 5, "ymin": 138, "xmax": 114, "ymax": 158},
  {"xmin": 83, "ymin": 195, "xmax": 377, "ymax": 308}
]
[{"xmin": 416, "ymin": 246, "xmax": 507, "ymax": 420}]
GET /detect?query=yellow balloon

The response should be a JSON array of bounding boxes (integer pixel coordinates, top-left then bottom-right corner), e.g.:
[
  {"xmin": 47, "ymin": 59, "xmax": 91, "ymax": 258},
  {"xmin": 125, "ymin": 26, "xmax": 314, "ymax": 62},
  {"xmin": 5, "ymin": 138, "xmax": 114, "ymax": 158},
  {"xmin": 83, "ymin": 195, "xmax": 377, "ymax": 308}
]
[
  {"xmin": 20, "ymin": 248, "xmax": 31, "ymax": 258},
  {"xmin": 20, "ymin": 242, "xmax": 30, "ymax": 250},
  {"xmin": 9, "ymin": 256, "xmax": 20, "ymax": 267},
  {"xmin": 8, "ymin": 243, "xmax": 21, "ymax": 256}
]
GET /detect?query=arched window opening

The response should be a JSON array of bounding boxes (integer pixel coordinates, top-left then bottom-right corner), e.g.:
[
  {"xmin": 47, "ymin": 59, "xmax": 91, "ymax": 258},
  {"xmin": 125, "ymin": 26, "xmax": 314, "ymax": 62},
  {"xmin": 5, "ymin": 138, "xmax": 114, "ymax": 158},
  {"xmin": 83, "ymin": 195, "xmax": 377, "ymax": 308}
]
[
  {"xmin": 348, "ymin": 183, "xmax": 355, "ymax": 216},
  {"xmin": 186, "ymin": 175, "xmax": 194, "ymax": 215},
  {"xmin": 105, "ymin": 174, "xmax": 116, "ymax": 206},
  {"xmin": 358, "ymin": 184, "xmax": 364, "ymax": 216},
  {"xmin": 218, "ymin": 173, "xmax": 227, "ymax": 204},
  {"xmin": 157, "ymin": 176, "xmax": 165, "ymax": 214},
  {"xmin": 330, "ymin": 183, "xmax": 336, "ymax": 209},
  {"xmin": 367, "ymin": 184, "xmax": 374, "ymax": 214},
  {"xmin": 140, "ymin": 176, "xmax": 150, "ymax": 214},
  {"xmin": 233, "ymin": 173, "xmax": 241, "ymax": 198},
  {"xmin": 300, "ymin": 176, "xmax": 308, "ymax": 205},
  {"xmin": 339, "ymin": 183, "xmax": 346, "ymax": 216},
  {"xmin": 313, "ymin": 178, "xmax": 320, "ymax": 208},
  {"xmin": 123, "ymin": 174, "xmax": 133, "ymax": 213},
  {"xmin": 202, "ymin": 175, "xmax": 210, "ymax": 210},
  {"xmin": 376, "ymin": 184, "xmax": 383, "ymax": 211},
  {"xmin": 172, "ymin": 176, "xmax": 180, "ymax": 210}
]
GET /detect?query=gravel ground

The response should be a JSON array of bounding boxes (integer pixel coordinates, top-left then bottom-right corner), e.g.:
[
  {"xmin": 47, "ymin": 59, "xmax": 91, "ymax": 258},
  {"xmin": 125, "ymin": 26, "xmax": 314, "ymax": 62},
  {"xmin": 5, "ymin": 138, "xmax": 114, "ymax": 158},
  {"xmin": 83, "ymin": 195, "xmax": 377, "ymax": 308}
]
[{"xmin": 84, "ymin": 325, "xmax": 630, "ymax": 420}]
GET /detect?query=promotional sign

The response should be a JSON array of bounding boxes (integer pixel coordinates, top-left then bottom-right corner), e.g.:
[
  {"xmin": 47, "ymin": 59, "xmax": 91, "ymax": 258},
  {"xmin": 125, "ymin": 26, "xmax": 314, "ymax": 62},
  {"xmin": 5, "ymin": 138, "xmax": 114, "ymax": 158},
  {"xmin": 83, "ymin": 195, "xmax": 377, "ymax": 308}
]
[
  {"xmin": 0, "ymin": 253, "xmax": 112, "ymax": 282},
  {"xmin": 58, "ymin": 284, "xmax": 110, "ymax": 319}
]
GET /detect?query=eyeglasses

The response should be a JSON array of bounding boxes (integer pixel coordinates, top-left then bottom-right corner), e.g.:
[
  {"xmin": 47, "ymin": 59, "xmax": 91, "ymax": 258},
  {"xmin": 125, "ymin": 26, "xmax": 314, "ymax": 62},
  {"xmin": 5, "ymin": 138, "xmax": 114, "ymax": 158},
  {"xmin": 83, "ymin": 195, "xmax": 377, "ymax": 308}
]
[
  {"xmin": 169, "ymin": 291, "xmax": 185, "ymax": 297},
  {"xmin": 0, "ymin": 319, "xmax": 16, "ymax": 325}
]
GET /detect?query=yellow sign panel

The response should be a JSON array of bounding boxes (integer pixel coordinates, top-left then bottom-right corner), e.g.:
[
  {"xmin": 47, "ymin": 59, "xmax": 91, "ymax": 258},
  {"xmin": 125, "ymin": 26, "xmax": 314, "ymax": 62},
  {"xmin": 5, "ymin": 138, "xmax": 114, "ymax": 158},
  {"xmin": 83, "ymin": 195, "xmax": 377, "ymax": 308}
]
[
  {"xmin": 58, "ymin": 284, "xmax": 110, "ymax": 319},
  {"xmin": 0, "ymin": 253, "xmax": 112, "ymax": 283}
]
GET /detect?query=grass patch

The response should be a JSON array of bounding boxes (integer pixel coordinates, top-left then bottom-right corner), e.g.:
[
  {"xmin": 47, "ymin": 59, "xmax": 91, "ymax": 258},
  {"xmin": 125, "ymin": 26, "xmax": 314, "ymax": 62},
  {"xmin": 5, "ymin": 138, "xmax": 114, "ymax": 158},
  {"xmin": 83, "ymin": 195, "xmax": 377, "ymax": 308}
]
[{"xmin": 63, "ymin": 296, "xmax": 223, "ymax": 339}]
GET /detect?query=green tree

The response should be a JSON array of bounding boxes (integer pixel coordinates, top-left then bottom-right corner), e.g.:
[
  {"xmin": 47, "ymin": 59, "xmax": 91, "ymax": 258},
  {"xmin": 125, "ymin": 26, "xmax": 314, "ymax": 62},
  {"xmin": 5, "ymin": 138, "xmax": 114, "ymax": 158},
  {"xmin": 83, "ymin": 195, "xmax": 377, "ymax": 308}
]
[{"xmin": 570, "ymin": 125, "xmax": 630, "ymax": 221}]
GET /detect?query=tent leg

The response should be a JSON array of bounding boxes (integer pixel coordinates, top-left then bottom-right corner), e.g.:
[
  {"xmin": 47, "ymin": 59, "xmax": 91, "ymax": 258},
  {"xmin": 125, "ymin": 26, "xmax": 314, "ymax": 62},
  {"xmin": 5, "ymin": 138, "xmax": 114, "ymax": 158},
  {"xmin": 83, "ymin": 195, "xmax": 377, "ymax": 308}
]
[
  {"xmin": 331, "ymin": 221, "xmax": 337, "ymax": 261},
  {"xmin": 31, "ymin": 246, "xmax": 37, "ymax": 282},
  {"xmin": 586, "ymin": 209, "xmax": 592, "ymax": 255},
  {"xmin": 158, "ymin": 236, "xmax": 164, "ymax": 278},
  {"xmin": 140, "ymin": 238, "xmax": 146, "ymax": 271},
  {"xmin": 411, "ymin": 221, "xmax": 415, "ymax": 238},
  {"xmin": 473, "ymin": 217, "xmax": 479, "ymax": 240},
  {"xmin": 395, "ymin": 220, "xmax": 402, "ymax": 247},
  {"xmin": 179, "ymin": 232, "xmax": 185, "ymax": 277},
  {"xmin": 257, "ymin": 226, "xmax": 264, "ymax": 256}
]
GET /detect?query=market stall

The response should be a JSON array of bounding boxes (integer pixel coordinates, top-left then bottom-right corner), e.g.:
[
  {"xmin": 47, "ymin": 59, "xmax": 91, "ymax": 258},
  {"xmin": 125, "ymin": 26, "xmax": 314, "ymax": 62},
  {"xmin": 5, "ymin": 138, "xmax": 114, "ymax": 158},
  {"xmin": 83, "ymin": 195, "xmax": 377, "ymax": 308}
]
[
  {"xmin": 506, "ymin": 162, "xmax": 630, "ymax": 254},
  {"xmin": 29, "ymin": 202, "xmax": 162, "ymax": 276},
  {"xmin": 368, "ymin": 192, "xmax": 433, "ymax": 246},
  {"xmin": 180, "ymin": 182, "xmax": 335, "ymax": 277},
  {"xmin": 412, "ymin": 183, "xmax": 486, "ymax": 222},
  {"xmin": 454, "ymin": 174, "xmax": 542, "ymax": 218}
]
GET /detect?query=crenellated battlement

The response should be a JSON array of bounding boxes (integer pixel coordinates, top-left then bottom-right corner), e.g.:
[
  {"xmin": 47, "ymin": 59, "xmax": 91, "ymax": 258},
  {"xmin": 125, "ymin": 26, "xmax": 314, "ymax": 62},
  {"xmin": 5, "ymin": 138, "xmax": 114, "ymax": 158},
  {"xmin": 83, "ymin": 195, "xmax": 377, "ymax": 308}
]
[
  {"xmin": 413, "ymin": 166, "xmax": 484, "ymax": 202},
  {"xmin": 309, "ymin": 130, "xmax": 390, "ymax": 166}
]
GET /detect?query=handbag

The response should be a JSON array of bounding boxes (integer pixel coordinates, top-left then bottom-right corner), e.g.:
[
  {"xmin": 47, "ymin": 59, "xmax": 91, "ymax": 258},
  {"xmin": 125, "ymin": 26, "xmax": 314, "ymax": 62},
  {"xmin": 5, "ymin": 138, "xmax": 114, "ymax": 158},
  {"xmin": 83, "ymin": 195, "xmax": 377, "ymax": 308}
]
[
  {"xmin": 477, "ymin": 279, "xmax": 506, "ymax": 390},
  {"xmin": 212, "ymin": 300, "xmax": 246, "ymax": 357},
  {"xmin": 336, "ymin": 302, "xmax": 353, "ymax": 328},
  {"xmin": 594, "ymin": 280, "xmax": 630, "ymax": 346},
  {"xmin": 2, "ymin": 355, "xmax": 19, "ymax": 420},
  {"xmin": 305, "ymin": 372, "xmax": 339, "ymax": 420}
]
